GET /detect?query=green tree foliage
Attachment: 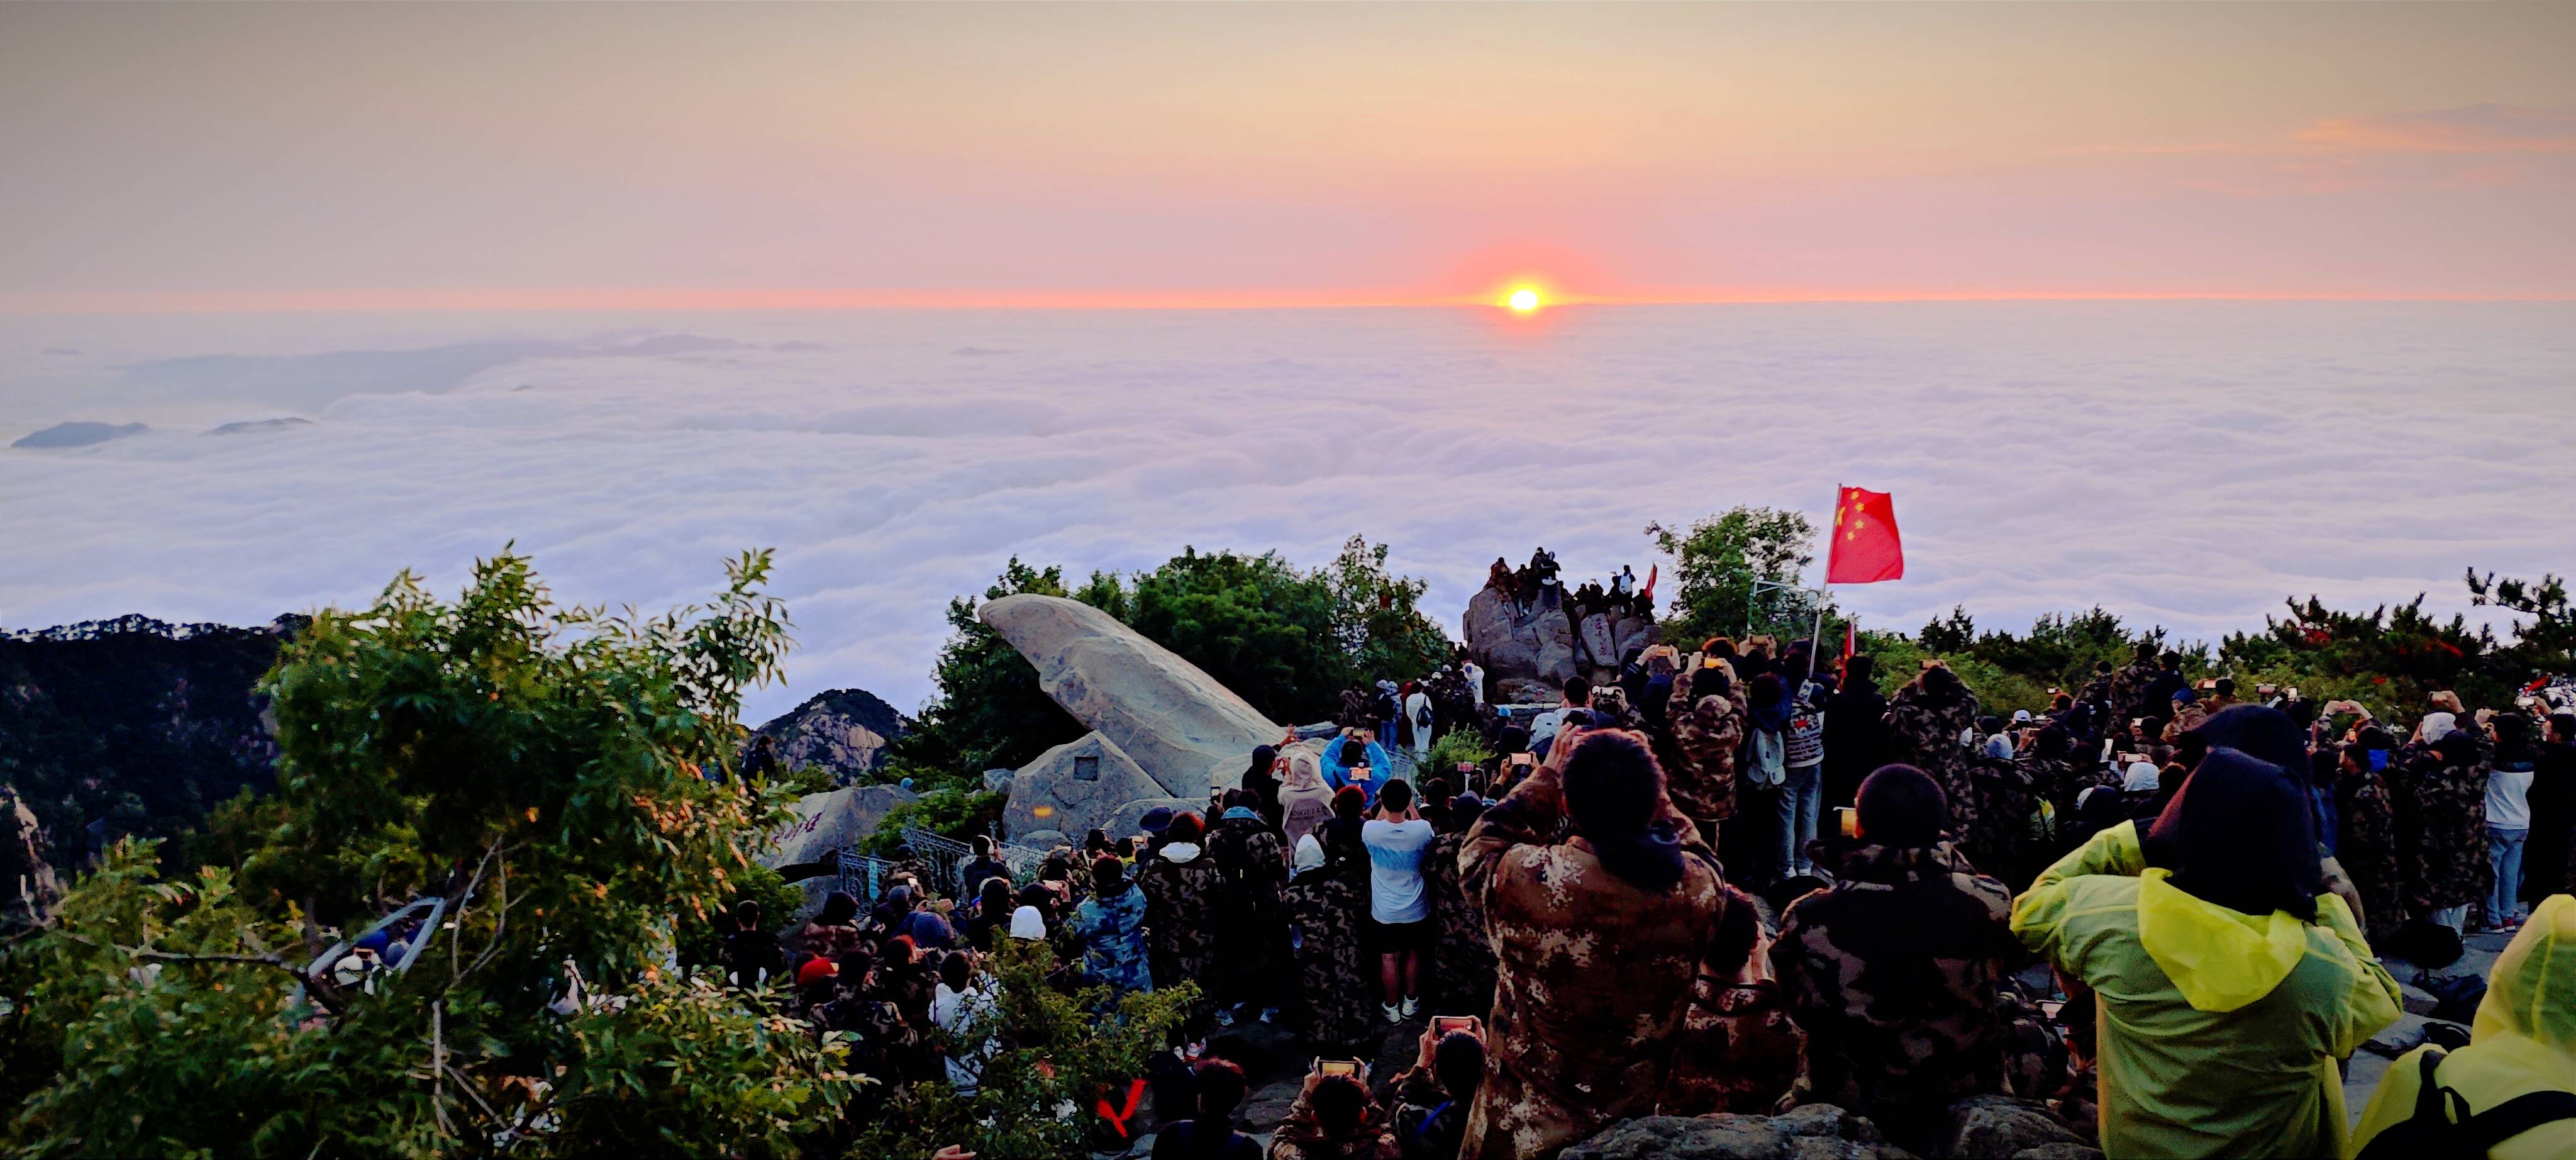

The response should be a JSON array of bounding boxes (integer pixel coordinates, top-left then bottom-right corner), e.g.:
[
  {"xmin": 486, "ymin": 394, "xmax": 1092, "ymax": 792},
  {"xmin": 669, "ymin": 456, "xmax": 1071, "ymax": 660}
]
[
  {"xmin": 897, "ymin": 540, "xmax": 1449, "ymax": 783},
  {"xmin": 1646, "ymin": 507, "xmax": 1830, "ymax": 648},
  {"xmin": 847, "ymin": 938, "xmax": 1192, "ymax": 1160},
  {"xmin": 2220, "ymin": 587, "xmax": 2514, "ymax": 713},
  {"xmin": 1128, "ymin": 547, "xmax": 1346, "ymax": 723},
  {"xmin": 886, "ymin": 559, "xmax": 1092, "ymax": 784},
  {"xmin": 0, "ymin": 550, "xmax": 862, "ymax": 1157},
  {"xmin": 1326, "ymin": 535, "xmax": 1455, "ymax": 688}
]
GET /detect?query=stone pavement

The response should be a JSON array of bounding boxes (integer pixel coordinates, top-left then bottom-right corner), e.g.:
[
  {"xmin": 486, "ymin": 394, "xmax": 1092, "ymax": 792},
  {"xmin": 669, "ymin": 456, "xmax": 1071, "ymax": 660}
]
[{"xmin": 2342, "ymin": 925, "xmax": 2515, "ymax": 1127}]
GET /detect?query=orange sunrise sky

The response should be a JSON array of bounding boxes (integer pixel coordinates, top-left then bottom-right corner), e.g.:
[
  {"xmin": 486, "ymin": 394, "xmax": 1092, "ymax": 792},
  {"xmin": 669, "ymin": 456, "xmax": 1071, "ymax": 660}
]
[{"xmin": 3, "ymin": 2, "xmax": 2572, "ymax": 311}]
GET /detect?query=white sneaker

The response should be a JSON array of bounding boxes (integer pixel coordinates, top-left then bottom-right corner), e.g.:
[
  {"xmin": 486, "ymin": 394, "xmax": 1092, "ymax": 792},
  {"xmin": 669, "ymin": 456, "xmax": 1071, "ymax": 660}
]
[
  {"xmin": 1382, "ymin": 1003, "xmax": 1402, "ymax": 1025},
  {"xmin": 1401, "ymin": 997, "xmax": 1419, "ymax": 1018}
]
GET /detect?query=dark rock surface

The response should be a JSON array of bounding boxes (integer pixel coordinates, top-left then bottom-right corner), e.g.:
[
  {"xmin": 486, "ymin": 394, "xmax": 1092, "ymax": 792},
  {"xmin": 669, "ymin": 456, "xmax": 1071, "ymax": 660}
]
[{"xmin": 1563, "ymin": 1105, "xmax": 1915, "ymax": 1159}]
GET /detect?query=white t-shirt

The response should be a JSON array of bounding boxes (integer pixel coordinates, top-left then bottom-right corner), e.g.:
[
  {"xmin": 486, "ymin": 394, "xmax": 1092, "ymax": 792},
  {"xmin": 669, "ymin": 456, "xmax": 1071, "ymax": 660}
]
[
  {"xmin": 2487, "ymin": 763, "xmax": 2535, "ymax": 830},
  {"xmin": 1362, "ymin": 817, "xmax": 1436, "ymax": 925}
]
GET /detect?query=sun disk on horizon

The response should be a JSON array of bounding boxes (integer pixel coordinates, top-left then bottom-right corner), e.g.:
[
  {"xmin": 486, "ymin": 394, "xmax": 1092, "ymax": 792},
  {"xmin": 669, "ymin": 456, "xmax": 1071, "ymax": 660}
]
[{"xmin": 1506, "ymin": 287, "xmax": 1541, "ymax": 313}]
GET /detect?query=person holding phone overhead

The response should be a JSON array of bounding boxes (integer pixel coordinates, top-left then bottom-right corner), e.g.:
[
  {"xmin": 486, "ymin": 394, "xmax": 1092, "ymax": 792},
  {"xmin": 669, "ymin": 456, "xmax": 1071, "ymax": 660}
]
[
  {"xmin": 1458, "ymin": 726, "xmax": 1731, "ymax": 1159},
  {"xmin": 1390, "ymin": 1020, "xmax": 1488, "ymax": 1160},
  {"xmin": 1363, "ymin": 780, "xmax": 1437, "ymax": 1023},
  {"xmin": 1268, "ymin": 1064, "xmax": 1399, "ymax": 1160}
]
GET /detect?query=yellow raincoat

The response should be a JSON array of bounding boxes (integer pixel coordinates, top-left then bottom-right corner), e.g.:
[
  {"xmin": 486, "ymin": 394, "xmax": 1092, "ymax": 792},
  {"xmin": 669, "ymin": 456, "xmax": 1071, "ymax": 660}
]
[
  {"xmin": 2348, "ymin": 893, "xmax": 2576, "ymax": 1158},
  {"xmin": 2011, "ymin": 822, "xmax": 2404, "ymax": 1159}
]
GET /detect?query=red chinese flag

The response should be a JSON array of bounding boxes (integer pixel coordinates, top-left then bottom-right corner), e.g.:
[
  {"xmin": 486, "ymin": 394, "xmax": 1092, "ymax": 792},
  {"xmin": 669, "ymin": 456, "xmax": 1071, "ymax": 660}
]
[{"xmin": 1826, "ymin": 487, "xmax": 1904, "ymax": 584}]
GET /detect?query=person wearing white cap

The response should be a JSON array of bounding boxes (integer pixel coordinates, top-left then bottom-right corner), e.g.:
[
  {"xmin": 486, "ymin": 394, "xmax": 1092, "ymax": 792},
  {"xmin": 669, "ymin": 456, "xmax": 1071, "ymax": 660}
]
[{"xmin": 1008, "ymin": 904, "xmax": 1046, "ymax": 942}]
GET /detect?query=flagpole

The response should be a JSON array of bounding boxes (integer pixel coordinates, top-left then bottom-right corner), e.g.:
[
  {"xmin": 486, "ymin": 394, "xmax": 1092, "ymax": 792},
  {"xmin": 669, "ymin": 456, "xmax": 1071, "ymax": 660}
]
[{"xmin": 1809, "ymin": 483, "xmax": 1836, "ymax": 684}]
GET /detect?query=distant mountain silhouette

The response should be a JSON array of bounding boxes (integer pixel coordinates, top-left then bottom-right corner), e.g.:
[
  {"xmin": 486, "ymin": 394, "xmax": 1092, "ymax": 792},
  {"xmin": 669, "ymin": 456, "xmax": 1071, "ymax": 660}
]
[{"xmin": 12, "ymin": 421, "xmax": 147, "ymax": 449}]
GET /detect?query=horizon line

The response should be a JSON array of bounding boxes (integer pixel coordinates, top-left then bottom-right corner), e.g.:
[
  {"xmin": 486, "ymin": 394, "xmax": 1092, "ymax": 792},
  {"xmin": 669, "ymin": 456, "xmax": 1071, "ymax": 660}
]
[{"xmin": 3, "ymin": 286, "xmax": 2570, "ymax": 315}]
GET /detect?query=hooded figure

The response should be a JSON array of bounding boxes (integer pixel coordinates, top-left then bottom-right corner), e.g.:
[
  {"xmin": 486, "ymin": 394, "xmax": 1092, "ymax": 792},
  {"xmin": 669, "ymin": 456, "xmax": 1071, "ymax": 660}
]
[
  {"xmin": 1279, "ymin": 747, "xmax": 1338, "ymax": 850},
  {"xmin": 1137, "ymin": 812, "xmax": 1224, "ymax": 1022},
  {"xmin": 2350, "ymin": 893, "xmax": 2576, "ymax": 1158},
  {"xmin": 1007, "ymin": 905, "xmax": 1046, "ymax": 942},
  {"xmin": 1882, "ymin": 666, "xmax": 1983, "ymax": 854},
  {"xmin": 1241, "ymin": 744, "xmax": 1284, "ymax": 829},
  {"xmin": 2403, "ymin": 728, "xmax": 2494, "ymax": 923},
  {"xmin": 1421, "ymin": 795, "xmax": 1497, "ymax": 1021},
  {"xmin": 2012, "ymin": 748, "xmax": 2403, "ymax": 1159},
  {"xmin": 1282, "ymin": 821, "xmax": 1377, "ymax": 1052},
  {"xmin": 1457, "ymin": 730, "xmax": 1728, "ymax": 1159},
  {"xmin": 1770, "ymin": 764, "xmax": 2030, "ymax": 1151},
  {"xmin": 1665, "ymin": 659, "xmax": 1746, "ymax": 835}
]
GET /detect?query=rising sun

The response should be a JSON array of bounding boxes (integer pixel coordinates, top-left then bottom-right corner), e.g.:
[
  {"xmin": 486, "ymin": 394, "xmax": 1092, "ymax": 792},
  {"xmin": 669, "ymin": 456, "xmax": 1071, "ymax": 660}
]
[{"xmin": 1506, "ymin": 287, "xmax": 1542, "ymax": 313}]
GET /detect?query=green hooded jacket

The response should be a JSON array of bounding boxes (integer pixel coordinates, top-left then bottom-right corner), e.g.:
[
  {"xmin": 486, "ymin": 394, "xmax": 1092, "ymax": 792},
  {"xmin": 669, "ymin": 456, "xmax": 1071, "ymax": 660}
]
[
  {"xmin": 2349, "ymin": 892, "xmax": 2576, "ymax": 1158},
  {"xmin": 2012, "ymin": 822, "xmax": 2403, "ymax": 1159}
]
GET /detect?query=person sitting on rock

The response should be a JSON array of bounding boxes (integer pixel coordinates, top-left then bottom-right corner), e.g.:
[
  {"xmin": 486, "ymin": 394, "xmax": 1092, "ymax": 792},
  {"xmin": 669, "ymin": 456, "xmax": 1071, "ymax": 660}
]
[
  {"xmin": 1769, "ymin": 765, "xmax": 2026, "ymax": 1152},
  {"xmin": 1390, "ymin": 1023, "xmax": 1487, "ymax": 1160},
  {"xmin": 1152, "ymin": 1057, "xmax": 1263, "ymax": 1160},
  {"xmin": 1660, "ymin": 883, "xmax": 1802, "ymax": 1118},
  {"xmin": 1269, "ymin": 1068, "xmax": 1400, "ymax": 1160},
  {"xmin": 2013, "ymin": 743, "xmax": 2402, "ymax": 1159},
  {"xmin": 2348, "ymin": 892, "xmax": 2576, "ymax": 1159}
]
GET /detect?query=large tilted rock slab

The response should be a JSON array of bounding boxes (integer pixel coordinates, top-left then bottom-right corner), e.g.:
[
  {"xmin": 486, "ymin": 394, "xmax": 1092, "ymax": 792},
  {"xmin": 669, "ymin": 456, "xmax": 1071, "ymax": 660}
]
[{"xmin": 979, "ymin": 594, "xmax": 1281, "ymax": 800}]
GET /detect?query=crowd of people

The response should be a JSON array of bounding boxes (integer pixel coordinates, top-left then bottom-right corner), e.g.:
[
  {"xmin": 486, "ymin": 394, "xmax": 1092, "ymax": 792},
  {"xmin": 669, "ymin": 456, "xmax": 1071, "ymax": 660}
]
[{"xmin": 721, "ymin": 634, "xmax": 2576, "ymax": 1159}]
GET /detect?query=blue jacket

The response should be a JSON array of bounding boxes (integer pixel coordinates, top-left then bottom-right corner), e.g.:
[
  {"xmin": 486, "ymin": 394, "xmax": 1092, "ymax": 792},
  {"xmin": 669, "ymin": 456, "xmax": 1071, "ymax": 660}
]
[
  {"xmin": 1071, "ymin": 884, "xmax": 1153, "ymax": 994},
  {"xmin": 1322, "ymin": 737, "xmax": 1394, "ymax": 808}
]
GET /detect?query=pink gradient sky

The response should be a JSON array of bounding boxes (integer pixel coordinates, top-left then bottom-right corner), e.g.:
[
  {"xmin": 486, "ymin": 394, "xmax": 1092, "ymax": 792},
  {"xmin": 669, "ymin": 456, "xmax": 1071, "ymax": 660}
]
[{"xmin": 3, "ymin": 3, "xmax": 2572, "ymax": 311}]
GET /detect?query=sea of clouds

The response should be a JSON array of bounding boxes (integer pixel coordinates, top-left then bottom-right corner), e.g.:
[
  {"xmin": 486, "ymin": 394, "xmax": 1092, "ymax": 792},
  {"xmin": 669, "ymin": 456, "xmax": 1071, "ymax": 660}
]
[{"xmin": 3, "ymin": 301, "xmax": 2570, "ymax": 722}]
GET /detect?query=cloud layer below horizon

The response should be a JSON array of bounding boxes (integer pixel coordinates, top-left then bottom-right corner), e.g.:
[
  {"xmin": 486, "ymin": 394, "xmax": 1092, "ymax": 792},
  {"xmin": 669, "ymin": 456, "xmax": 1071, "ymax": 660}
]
[{"xmin": 3, "ymin": 302, "xmax": 2570, "ymax": 722}]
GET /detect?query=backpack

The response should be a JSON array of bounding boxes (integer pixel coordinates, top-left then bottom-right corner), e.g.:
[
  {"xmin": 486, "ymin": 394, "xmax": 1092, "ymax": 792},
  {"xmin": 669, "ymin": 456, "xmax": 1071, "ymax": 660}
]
[
  {"xmin": 2412, "ymin": 970, "xmax": 2490, "ymax": 1023},
  {"xmin": 2352, "ymin": 1048, "xmax": 2576, "ymax": 1160}
]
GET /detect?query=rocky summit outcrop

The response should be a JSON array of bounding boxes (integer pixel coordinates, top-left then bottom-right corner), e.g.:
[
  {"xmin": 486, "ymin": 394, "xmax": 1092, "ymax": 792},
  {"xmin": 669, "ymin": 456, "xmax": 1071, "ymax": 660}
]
[
  {"xmin": 760, "ymin": 783, "xmax": 919, "ymax": 920},
  {"xmin": 1577, "ymin": 609, "xmax": 1660, "ymax": 678},
  {"xmin": 750, "ymin": 687, "xmax": 905, "ymax": 784},
  {"xmin": 979, "ymin": 594, "xmax": 1280, "ymax": 812},
  {"xmin": 1462, "ymin": 585, "xmax": 1578, "ymax": 703},
  {"xmin": 1562, "ymin": 1105, "xmax": 1916, "ymax": 1159}
]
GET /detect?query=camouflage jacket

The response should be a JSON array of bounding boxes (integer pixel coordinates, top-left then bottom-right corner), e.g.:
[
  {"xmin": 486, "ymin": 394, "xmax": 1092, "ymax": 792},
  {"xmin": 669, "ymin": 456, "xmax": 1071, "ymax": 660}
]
[
  {"xmin": 1768, "ymin": 840, "xmax": 2025, "ymax": 1136},
  {"xmin": 2397, "ymin": 752, "xmax": 2492, "ymax": 913},
  {"xmin": 1283, "ymin": 865, "xmax": 1377, "ymax": 1050},
  {"xmin": 2333, "ymin": 770, "xmax": 2406, "ymax": 940},
  {"xmin": 1665, "ymin": 664, "xmax": 1746, "ymax": 823},
  {"xmin": 1458, "ymin": 757, "xmax": 1728, "ymax": 1160},
  {"xmin": 1136, "ymin": 843, "xmax": 1226, "ymax": 1002},
  {"xmin": 2106, "ymin": 659, "xmax": 2160, "ymax": 728},
  {"xmin": 1882, "ymin": 677, "xmax": 1982, "ymax": 844},
  {"xmin": 1658, "ymin": 973, "xmax": 1804, "ymax": 1117},
  {"xmin": 1423, "ymin": 830, "xmax": 1497, "ymax": 1020}
]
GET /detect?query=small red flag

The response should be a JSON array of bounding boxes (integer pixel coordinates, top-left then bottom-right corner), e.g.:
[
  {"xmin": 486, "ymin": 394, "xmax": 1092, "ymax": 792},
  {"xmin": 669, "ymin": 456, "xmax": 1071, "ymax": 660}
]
[{"xmin": 1826, "ymin": 487, "xmax": 1904, "ymax": 584}]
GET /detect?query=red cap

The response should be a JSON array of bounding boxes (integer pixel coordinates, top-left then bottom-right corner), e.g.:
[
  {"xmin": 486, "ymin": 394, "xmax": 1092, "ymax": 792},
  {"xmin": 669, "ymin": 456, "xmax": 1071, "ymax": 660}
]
[{"xmin": 797, "ymin": 957, "xmax": 839, "ymax": 988}]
